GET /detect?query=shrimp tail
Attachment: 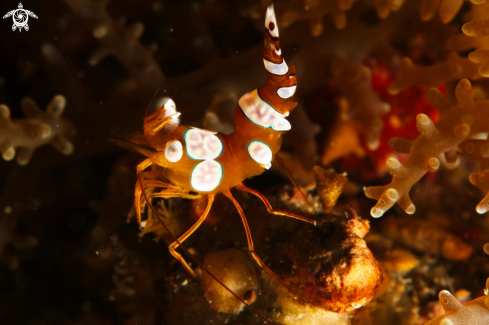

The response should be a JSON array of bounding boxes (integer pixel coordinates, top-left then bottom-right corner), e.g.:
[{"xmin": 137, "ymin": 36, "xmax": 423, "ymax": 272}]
[{"xmin": 259, "ymin": 4, "xmax": 298, "ymax": 114}]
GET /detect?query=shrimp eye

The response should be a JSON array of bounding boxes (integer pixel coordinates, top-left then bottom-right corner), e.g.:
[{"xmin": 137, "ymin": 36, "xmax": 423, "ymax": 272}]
[{"xmin": 164, "ymin": 140, "xmax": 183, "ymax": 163}]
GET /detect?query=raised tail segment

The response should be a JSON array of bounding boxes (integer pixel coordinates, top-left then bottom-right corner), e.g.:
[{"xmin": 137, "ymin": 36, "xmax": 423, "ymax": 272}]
[
  {"xmin": 260, "ymin": 5, "xmax": 298, "ymax": 115},
  {"xmin": 237, "ymin": 5, "xmax": 298, "ymax": 134}
]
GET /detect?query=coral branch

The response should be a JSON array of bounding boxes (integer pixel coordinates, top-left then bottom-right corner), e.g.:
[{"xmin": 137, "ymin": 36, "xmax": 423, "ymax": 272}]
[
  {"xmin": 62, "ymin": 0, "xmax": 165, "ymax": 90},
  {"xmin": 459, "ymin": 138, "xmax": 489, "ymax": 213},
  {"xmin": 374, "ymin": 0, "xmax": 405, "ymax": 19},
  {"xmin": 424, "ymin": 280, "xmax": 489, "ymax": 325},
  {"xmin": 332, "ymin": 58, "xmax": 390, "ymax": 150},
  {"xmin": 365, "ymin": 79, "xmax": 489, "ymax": 217},
  {"xmin": 460, "ymin": 4, "xmax": 489, "ymax": 77},
  {"xmin": 388, "ymin": 53, "xmax": 482, "ymax": 94},
  {"xmin": 419, "ymin": 0, "xmax": 480, "ymax": 23},
  {"xmin": 275, "ymin": 0, "xmax": 360, "ymax": 33},
  {"xmin": 0, "ymin": 95, "xmax": 74, "ymax": 165},
  {"xmin": 421, "ymin": 0, "xmax": 461, "ymax": 23},
  {"xmin": 382, "ymin": 217, "xmax": 473, "ymax": 260}
]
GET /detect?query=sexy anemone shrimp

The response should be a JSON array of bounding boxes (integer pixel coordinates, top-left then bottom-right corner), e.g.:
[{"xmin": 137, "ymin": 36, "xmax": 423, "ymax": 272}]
[{"xmin": 123, "ymin": 4, "xmax": 317, "ymax": 291}]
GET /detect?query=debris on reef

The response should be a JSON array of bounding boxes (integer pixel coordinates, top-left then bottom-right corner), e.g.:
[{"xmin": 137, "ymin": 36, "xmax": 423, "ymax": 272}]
[
  {"xmin": 313, "ymin": 166, "xmax": 348, "ymax": 213},
  {"xmin": 381, "ymin": 217, "xmax": 473, "ymax": 261},
  {"xmin": 271, "ymin": 208, "xmax": 383, "ymax": 313},
  {"xmin": 388, "ymin": 52, "xmax": 483, "ymax": 95}
]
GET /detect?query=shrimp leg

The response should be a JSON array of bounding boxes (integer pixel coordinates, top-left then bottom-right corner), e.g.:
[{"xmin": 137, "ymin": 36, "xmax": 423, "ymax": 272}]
[
  {"xmin": 235, "ymin": 183, "xmax": 316, "ymax": 225},
  {"xmin": 223, "ymin": 190, "xmax": 299, "ymax": 298},
  {"xmin": 168, "ymin": 194, "xmax": 215, "ymax": 277}
]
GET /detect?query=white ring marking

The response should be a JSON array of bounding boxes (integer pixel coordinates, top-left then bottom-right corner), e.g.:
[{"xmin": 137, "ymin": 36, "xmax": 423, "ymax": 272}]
[
  {"xmin": 248, "ymin": 141, "xmax": 272, "ymax": 169},
  {"xmin": 277, "ymin": 85, "xmax": 297, "ymax": 99},
  {"xmin": 263, "ymin": 58, "xmax": 288, "ymax": 75},
  {"xmin": 239, "ymin": 89, "xmax": 285, "ymax": 128},
  {"xmin": 272, "ymin": 118, "xmax": 291, "ymax": 131}
]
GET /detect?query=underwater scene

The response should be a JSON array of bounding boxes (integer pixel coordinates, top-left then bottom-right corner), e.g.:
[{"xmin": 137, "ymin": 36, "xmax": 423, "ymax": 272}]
[{"xmin": 1, "ymin": 0, "xmax": 489, "ymax": 324}]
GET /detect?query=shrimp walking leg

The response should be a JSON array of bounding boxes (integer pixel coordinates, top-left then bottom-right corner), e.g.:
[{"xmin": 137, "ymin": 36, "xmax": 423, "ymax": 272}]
[
  {"xmin": 168, "ymin": 194, "xmax": 215, "ymax": 277},
  {"xmin": 223, "ymin": 190, "xmax": 299, "ymax": 298},
  {"xmin": 133, "ymin": 168, "xmax": 196, "ymax": 226},
  {"xmin": 235, "ymin": 183, "xmax": 317, "ymax": 226}
]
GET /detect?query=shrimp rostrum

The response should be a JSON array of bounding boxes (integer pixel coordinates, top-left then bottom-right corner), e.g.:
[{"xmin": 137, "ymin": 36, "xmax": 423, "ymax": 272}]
[{"xmin": 131, "ymin": 5, "xmax": 315, "ymax": 283}]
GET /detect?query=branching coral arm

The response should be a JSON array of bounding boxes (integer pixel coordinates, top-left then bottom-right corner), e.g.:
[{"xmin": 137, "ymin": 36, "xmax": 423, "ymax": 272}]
[
  {"xmin": 0, "ymin": 95, "xmax": 74, "ymax": 165},
  {"xmin": 388, "ymin": 52, "xmax": 482, "ymax": 94},
  {"xmin": 419, "ymin": 0, "xmax": 483, "ymax": 23},
  {"xmin": 365, "ymin": 79, "xmax": 489, "ymax": 217},
  {"xmin": 463, "ymin": 18, "xmax": 489, "ymax": 77},
  {"xmin": 62, "ymin": 0, "xmax": 164, "ymax": 90},
  {"xmin": 332, "ymin": 58, "xmax": 390, "ymax": 150},
  {"xmin": 459, "ymin": 138, "xmax": 489, "ymax": 213}
]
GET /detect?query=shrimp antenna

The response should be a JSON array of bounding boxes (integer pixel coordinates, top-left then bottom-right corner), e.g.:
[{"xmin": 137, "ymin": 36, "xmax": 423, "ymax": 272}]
[
  {"xmin": 274, "ymin": 154, "xmax": 312, "ymax": 210},
  {"xmin": 51, "ymin": 36, "xmax": 126, "ymax": 137},
  {"xmin": 144, "ymin": 87, "xmax": 161, "ymax": 118},
  {"xmin": 138, "ymin": 174, "xmax": 277, "ymax": 325}
]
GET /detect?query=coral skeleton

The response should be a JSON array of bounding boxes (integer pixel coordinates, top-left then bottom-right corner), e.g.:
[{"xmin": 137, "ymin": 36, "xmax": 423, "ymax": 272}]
[{"xmin": 0, "ymin": 95, "xmax": 73, "ymax": 165}]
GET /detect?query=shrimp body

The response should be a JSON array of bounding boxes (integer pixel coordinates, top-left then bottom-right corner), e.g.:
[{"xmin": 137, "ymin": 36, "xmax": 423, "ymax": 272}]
[
  {"xmin": 134, "ymin": 5, "xmax": 314, "ymax": 285},
  {"xmin": 144, "ymin": 97, "xmax": 292, "ymax": 195},
  {"xmin": 142, "ymin": 9, "xmax": 297, "ymax": 195}
]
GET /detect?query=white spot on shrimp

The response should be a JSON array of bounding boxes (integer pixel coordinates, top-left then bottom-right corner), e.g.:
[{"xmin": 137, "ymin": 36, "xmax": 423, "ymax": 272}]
[
  {"xmin": 184, "ymin": 128, "xmax": 223, "ymax": 160},
  {"xmin": 263, "ymin": 58, "xmax": 288, "ymax": 75},
  {"xmin": 164, "ymin": 140, "xmax": 183, "ymax": 162},
  {"xmin": 190, "ymin": 160, "xmax": 223, "ymax": 192},
  {"xmin": 271, "ymin": 118, "xmax": 291, "ymax": 131},
  {"xmin": 248, "ymin": 141, "xmax": 273, "ymax": 169}
]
